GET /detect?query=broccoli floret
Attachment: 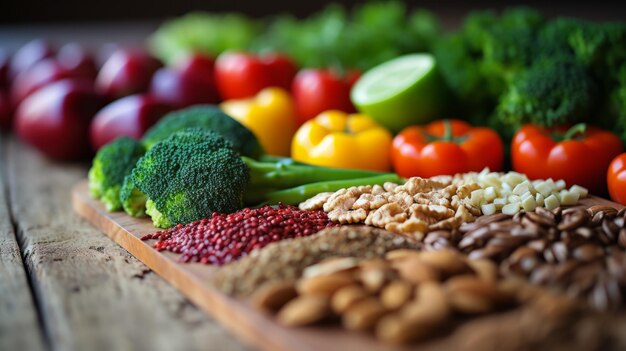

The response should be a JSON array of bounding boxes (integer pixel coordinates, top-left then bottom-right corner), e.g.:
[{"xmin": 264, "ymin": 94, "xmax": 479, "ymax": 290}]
[
  {"xmin": 141, "ymin": 105, "xmax": 264, "ymax": 158},
  {"xmin": 496, "ymin": 55, "xmax": 598, "ymax": 129},
  {"xmin": 130, "ymin": 128, "xmax": 400, "ymax": 228},
  {"xmin": 434, "ymin": 8, "xmax": 545, "ymax": 123},
  {"xmin": 120, "ymin": 175, "xmax": 149, "ymax": 217},
  {"xmin": 540, "ymin": 19, "xmax": 626, "ymax": 82},
  {"xmin": 88, "ymin": 137, "xmax": 146, "ymax": 212},
  {"xmin": 602, "ymin": 63, "xmax": 626, "ymax": 143}
]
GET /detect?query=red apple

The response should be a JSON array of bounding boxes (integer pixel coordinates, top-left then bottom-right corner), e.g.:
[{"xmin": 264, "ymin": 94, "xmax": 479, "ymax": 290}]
[
  {"xmin": 150, "ymin": 53, "xmax": 218, "ymax": 107},
  {"xmin": 14, "ymin": 79, "xmax": 105, "ymax": 160},
  {"xmin": 57, "ymin": 43, "xmax": 98, "ymax": 79},
  {"xmin": 8, "ymin": 39, "xmax": 56, "ymax": 81},
  {"xmin": 95, "ymin": 48, "xmax": 161, "ymax": 100},
  {"xmin": 0, "ymin": 91, "xmax": 11, "ymax": 129},
  {"xmin": 90, "ymin": 94, "xmax": 173, "ymax": 150},
  {"xmin": 11, "ymin": 58, "xmax": 93, "ymax": 107}
]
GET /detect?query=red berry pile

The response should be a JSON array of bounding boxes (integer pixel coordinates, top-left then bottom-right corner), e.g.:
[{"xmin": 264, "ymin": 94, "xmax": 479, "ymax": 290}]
[{"xmin": 141, "ymin": 204, "xmax": 337, "ymax": 265}]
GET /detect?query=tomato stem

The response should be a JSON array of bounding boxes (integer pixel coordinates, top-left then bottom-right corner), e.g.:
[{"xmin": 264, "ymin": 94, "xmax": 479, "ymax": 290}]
[{"xmin": 562, "ymin": 123, "xmax": 587, "ymax": 141}]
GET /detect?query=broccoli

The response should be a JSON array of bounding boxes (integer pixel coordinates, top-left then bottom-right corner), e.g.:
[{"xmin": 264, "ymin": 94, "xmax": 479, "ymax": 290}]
[
  {"xmin": 120, "ymin": 175, "xmax": 148, "ymax": 217},
  {"xmin": 603, "ymin": 63, "xmax": 626, "ymax": 143},
  {"xmin": 141, "ymin": 105, "xmax": 264, "ymax": 158},
  {"xmin": 128, "ymin": 128, "xmax": 401, "ymax": 228},
  {"xmin": 539, "ymin": 19, "xmax": 626, "ymax": 79},
  {"xmin": 495, "ymin": 55, "xmax": 598, "ymax": 131},
  {"xmin": 88, "ymin": 137, "xmax": 146, "ymax": 212},
  {"xmin": 434, "ymin": 8, "xmax": 545, "ymax": 123}
]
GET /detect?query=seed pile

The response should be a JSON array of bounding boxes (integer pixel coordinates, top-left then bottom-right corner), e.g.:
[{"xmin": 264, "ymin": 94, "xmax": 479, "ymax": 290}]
[
  {"xmin": 250, "ymin": 248, "xmax": 574, "ymax": 344},
  {"xmin": 212, "ymin": 226, "xmax": 421, "ymax": 296},
  {"xmin": 423, "ymin": 205, "xmax": 626, "ymax": 311},
  {"xmin": 141, "ymin": 204, "xmax": 336, "ymax": 265}
]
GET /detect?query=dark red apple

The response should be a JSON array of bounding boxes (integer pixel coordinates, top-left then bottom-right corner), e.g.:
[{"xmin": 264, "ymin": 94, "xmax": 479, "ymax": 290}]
[
  {"xmin": 57, "ymin": 43, "xmax": 98, "ymax": 79},
  {"xmin": 8, "ymin": 39, "xmax": 56, "ymax": 81},
  {"xmin": 11, "ymin": 58, "xmax": 93, "ymax": 107},
  {"xmin": 14, "ymin": 79, "xmax": 105, "ymax": 161},
  {"xmin": 0, "ymin": 91, "xmax": 11, "ymax": 129},
  {"xmin": 95, "ymin": 48, "xmax": 161, "ymax": 100},
  {"xmin": 149, "ymin": 54, "xmax": 218, "ymax": 107},
  {"xmin": 90, "ymin": 94, "xmax": 173, "ymax": 150}
]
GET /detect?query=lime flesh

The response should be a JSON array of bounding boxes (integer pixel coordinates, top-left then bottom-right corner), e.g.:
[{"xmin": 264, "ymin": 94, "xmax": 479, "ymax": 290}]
[{"xmin": 351, "ymin": 54, "xmax": 447, "ymax": 132}]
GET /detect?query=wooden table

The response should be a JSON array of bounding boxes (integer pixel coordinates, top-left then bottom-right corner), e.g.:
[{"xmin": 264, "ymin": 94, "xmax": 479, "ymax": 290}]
[{"xmin": 0, "ymin": 135, "xmax": 250, "ymax": 351}]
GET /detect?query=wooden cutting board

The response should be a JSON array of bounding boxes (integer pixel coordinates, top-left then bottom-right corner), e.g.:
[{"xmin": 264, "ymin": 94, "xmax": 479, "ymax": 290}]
[{"xmin": 72, "ymin": 180, "xmax": 624, "ymax": 351}]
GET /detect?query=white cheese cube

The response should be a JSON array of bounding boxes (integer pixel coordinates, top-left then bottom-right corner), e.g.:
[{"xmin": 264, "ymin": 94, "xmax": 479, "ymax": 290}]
[
  {"xmin": 555, "ymin": 179, "xmax": 567, "ymax": 191},
  {"xmin": 504, "ymin": 172, "xmax": 526, "ymax": 187},
  {"xmin": 508, "ymin": 194, "xmax": 521, "ymax": 203},
  {"xmin": 484, "ymin": 187, "xmax": 497, "ymax": 202},
  {"xmin": 502, "ymin": 203, "xmax": 520, "ymax": 215},
  {"xmin": 481, "ymin": 203, "xmax": 497, "ymax": 216},
  {"xmin": 535, "ymin": 181, "xmax": 553, "ymax": 197},
  {"xmin": 544, "ymin": 194, "xmax": 560, "ymax": 210},
  {"xmin": 493, "ymin": 198, "xmax": 507, "ymax": 210},
  {"xmin": 513, "ymin": 181, "xmax": 531, "ymax": 195},
  {"xmin": 535, "ymin": 193, "xmax": 545, "ymax": 206},
  {"xmin": 560, "ymin": 190, "xmax": 580, "ymax": 206},
  {"xmin": 569, "ymin": 184, "xmax": 589, "ymax": 198},
  {"xmin": 470, "ymin": 189, "xmax": 484, "ymax": 206},
  {"xmin": 522, "ymin": 195, "xmax": 537, "ymax": 212}
]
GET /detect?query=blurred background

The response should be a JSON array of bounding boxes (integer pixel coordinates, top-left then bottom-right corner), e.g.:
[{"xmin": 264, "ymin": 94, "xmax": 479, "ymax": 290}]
[{"xmin": 1, "ymin": 0, "xmax": 625, "ymax": 50}]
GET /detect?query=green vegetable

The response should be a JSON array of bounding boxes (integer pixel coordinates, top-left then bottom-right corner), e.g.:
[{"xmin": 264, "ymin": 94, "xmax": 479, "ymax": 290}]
[
  {"xmin": 129, "ymin": 128, "xmax": 401, "ymax": 228},
  {"xmin": 88, "ymin": 137, "xmax": 146, "ymax": 212},
  {"xmin": 149, "ymin": 12, "xmax": 260, "ymax": 64},
  {"xmin": 120, "ymin": 176, "xmax": 148, "ymax": 217},
  {"xmin": 434, "ymin": 7, "xmax": 545, "ymax": 122},
  {"xmin": 142, "ymin": 105, "xmax": 264, "ymax": 158},
  {"xmin": 254, "ymin": 1, "xmax": 441, "ymax": 70},
  {"xmin": 495, "ymin": 55, "xmax": 598, "ymax": 136}
]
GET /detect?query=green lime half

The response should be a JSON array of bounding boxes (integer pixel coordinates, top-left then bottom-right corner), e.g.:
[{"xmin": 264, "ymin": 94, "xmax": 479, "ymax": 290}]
[{"xmin": 351, "ymin": 54, "xmax": 448, "ymax": 132}]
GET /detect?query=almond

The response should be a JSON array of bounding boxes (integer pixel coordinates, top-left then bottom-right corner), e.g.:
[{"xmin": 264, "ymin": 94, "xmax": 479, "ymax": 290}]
[
  {"xmin": 250, "ymin": 281, "xmax": 297, "ymax": 312},
  {"xmin": 342, "ymin": 298, "xmax": 387, "ymax": 331},
  {"xmin": 296, "ymin": 272, "xmax": 355, "ymax": 296},
  {"xmin": 277, "ymin": 295, "xmax": 330, "ymax": 326},
  {"xmin": 380, "ymin": 281, "xmax": 412, "ymax": 310},
  {"xmin": 331, "ymin": 285, "xmax": 370, "ymax": 314}
]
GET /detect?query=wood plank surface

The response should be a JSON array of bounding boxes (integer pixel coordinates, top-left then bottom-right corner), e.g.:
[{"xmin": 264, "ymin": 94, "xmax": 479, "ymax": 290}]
[
  {"xmin": 0, "ymin": 135, "xmax": 46, "ymax": 351},
  {"xmin": 5, "ymin": 137, "xmax": 248, "ymax": 351},
  {"xmin": 72, "ymin": 178, "xmax": 626, "ymax": 351}
]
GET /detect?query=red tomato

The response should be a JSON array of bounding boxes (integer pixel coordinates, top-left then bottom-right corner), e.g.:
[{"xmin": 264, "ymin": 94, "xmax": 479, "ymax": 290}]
[
  {"xmin": 608, "ymin": 153, "xmax": 626, "ymax": 205},
  {"xmin": 391, "ymin": 119, "xmax": 504, "ymax": 178},
  {"xmin": 214, "ymin": 52, "xmax": 297, "ymax": 100},
  {"xmin": 512, "ymin": 124, "xmax": 623, "ymax": 195},
  {"xmin": 292, "ymin": 69, "xmax": 360, "ymax": 125}
]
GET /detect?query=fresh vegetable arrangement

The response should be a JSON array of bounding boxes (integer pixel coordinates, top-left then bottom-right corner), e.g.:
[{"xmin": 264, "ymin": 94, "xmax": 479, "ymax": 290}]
[{"xmin": 5, "ymin": 4, "xmax": 626, "ymax": 346}]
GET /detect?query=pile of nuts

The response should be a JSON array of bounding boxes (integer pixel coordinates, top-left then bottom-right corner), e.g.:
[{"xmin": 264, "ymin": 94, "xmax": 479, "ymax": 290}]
[
  {"xmin": 300, "ymin": 171, "xmax": 587, "ymax": 240},
  {"xmin": 423, "ymin": 205, "xmax": 626, "ymax": 311},
  {"xmin": 299, "ymin": 177, "xmax": 480, "ymax": 240},
  {"xmin": 250, "ymin": 249, "xmax": 537, "ymax": 344}
]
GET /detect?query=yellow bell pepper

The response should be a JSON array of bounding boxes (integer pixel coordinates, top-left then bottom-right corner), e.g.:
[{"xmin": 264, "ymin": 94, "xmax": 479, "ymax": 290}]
[
  {"xmin": 221, "ymin": 87, "xmax": 297, "ymax": 156},
  {"xmin": 291, "ymin": 110, "xmax": 393, "ymax": 171}
]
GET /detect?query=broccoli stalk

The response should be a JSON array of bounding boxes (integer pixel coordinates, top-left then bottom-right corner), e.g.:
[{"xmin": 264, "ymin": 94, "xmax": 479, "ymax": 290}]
[{"xmin": 126, "ymin": 128, "xmax": 403, "ymax": 228}]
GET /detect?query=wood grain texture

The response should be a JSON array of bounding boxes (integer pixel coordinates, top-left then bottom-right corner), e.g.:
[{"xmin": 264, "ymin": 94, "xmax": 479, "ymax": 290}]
[
  {"xmin": 72, "ymin": 178, "xmax": 626, "ymax": 351},
  {"xmin": 0, "ymin": 136, "xmax": 46, "ymax": 351},
  {"xmin": 6, "ymin": 137, "xmax": 248, "ymax": 351}
]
